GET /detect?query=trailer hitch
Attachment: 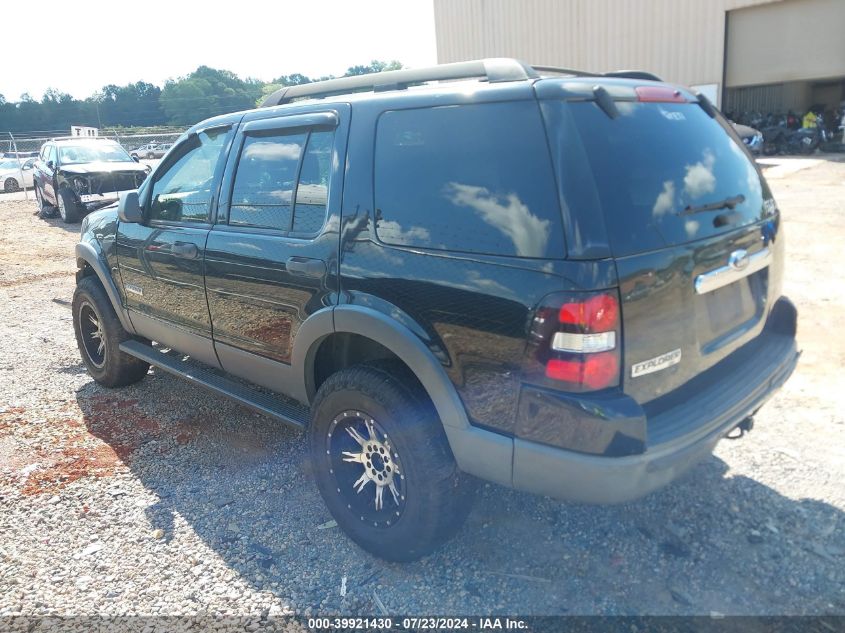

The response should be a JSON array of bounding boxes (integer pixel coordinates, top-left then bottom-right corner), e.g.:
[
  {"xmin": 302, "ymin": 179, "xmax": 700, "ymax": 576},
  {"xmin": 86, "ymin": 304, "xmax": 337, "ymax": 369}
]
[{"xmin": 726, "ymin": 417, "xmax": 754, "ymax": 440}]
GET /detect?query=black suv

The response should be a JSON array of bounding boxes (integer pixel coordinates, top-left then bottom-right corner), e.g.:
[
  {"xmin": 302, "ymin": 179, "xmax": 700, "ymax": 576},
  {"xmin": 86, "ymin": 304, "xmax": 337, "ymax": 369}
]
[
  {"xmin": 72, "ymin": 59, "xmax": 798, "ymax": 561},
  {"xmin": 33, "ymin": 137, "xmax": 150, "ymax": 223}
]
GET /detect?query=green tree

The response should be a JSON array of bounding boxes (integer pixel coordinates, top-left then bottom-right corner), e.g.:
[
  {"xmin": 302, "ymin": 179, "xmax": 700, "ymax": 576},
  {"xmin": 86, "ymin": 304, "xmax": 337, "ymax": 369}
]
[
  {"xmin": 160, "ymin": 66, "xmax": 265, "ymax": 125},
  {"xmin": 344, "ymin": 60, "xmax": 402, "ymax": 76}
]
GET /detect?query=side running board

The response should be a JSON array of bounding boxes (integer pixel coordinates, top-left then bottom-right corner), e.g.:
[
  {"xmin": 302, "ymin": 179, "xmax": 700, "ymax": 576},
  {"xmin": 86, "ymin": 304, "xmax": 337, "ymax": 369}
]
[{"xmin": 119, "ymin": 340, "xmax": 309, "ymax": 429}]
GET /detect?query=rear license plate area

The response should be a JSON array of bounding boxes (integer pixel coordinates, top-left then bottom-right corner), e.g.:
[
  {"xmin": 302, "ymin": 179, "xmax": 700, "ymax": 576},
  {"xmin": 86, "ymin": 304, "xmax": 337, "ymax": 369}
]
[{"xmin": 697, "ymin": 270, "xmax": 766, "ymax": 352}]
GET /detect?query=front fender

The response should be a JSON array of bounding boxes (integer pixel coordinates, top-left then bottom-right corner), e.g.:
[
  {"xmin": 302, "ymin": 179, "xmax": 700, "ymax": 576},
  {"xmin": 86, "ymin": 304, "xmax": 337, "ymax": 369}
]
[{"xmin": 75, "ymin": 241, "xmax": 135, "ymax": 333}]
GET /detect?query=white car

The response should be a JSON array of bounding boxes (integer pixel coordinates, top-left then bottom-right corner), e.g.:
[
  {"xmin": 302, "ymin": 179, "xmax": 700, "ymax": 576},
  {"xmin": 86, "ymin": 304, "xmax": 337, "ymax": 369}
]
[{"xmin": 0, "ymin": 157, "xmax": 36, "ymax": 192}]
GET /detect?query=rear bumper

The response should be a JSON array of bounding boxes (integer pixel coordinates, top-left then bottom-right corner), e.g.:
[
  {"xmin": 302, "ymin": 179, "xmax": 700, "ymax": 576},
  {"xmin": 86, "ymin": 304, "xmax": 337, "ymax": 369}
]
[
  {"xmin": 448, "ymin": 297, "xmax": 799, "ymax": 504},
  {"xmin": 512, "ymin": 330, "xmax": 797, "ymax": 503}
]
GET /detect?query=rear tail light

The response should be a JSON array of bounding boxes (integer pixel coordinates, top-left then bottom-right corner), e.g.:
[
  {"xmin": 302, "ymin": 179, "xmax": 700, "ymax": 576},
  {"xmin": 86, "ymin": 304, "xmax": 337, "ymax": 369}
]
[{"xmin": 527, "ymin": 290, "xmax": 622, "ymax": 392}]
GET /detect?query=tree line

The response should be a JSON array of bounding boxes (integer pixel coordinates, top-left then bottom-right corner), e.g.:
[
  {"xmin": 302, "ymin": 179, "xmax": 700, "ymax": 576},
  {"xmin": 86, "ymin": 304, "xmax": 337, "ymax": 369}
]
[{"xmin": 0, "ymin": 61, "xmax": 402, "ymax": 135}]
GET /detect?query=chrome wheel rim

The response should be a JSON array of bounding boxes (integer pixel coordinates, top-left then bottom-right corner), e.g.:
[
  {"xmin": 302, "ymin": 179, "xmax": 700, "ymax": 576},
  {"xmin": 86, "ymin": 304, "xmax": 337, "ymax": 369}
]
[
  {"xmin": 35, "ymin": 187, "xmax": 42, "ymax": 208},
  {"xmin": 327, "ymin": 410, "xmax": 406, "ymax": 527},
  {"xmin": 58, "ymin": 193, "xmax": 66, "ymax": 220},
  {"xmin": 79, "ymin": 301, "xmax": 106, "ymax": 368}
]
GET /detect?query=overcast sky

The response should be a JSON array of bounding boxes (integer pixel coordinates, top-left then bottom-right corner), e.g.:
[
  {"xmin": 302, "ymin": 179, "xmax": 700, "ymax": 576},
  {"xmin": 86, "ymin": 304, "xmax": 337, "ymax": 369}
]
[{"xmin": 2, "ymin": 0, "xmax": 437, "ymax": 101}]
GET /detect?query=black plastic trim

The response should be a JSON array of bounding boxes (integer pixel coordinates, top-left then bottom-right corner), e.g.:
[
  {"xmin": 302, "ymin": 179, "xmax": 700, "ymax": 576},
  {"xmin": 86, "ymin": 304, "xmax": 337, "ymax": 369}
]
[{"xmin": 119, "ymin": 340, "xmax": 308, "ymax": 428}]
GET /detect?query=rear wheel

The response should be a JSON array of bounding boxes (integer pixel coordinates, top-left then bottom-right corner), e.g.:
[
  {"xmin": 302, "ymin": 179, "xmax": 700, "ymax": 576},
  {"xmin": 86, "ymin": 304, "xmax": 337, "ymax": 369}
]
[
  {"xmin": 3, "ymin": 177, "xmax": 19, "ymax": 193},
  {"xmin": 57, "ymin": 187, "xmax": 82, "ymax": 223},
  {"xmin": 308, "ymin": 363, "xmax": 474, "ymax": 561},
  {"xmin": 72, "ymin": 276, "xmax": 150, "ymax": 387}
]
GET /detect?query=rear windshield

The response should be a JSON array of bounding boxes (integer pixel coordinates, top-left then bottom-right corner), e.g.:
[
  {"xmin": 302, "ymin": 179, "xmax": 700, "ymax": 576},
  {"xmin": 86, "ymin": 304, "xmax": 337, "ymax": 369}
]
[{"xmin": 548, "ymin": 100, "xmax": 770, "ymax": 256}]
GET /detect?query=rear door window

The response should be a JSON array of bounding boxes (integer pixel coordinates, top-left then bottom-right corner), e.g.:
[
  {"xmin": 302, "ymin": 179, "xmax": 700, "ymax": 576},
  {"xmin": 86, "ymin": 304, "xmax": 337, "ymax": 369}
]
[
  {"xmin": 546, "ymin": 100, "xmax": 770, "ymax": 256},
  {"xmin": 228, "ymin": 128, "xmax": 334, "ymax": 235},
  {"xmin": 374, "ymin": 102, "xmax": 564, "ymax": 258}
]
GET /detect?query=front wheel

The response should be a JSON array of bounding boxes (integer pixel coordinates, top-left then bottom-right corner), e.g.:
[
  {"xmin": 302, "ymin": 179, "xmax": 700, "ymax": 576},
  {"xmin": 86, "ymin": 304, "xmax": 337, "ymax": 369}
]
[
  {"xmin": 35, "ymin": 184, "xmax": 56, "ymax": 218},
  {"xmin": 308, "ymin": 363, "xmax": 474, "ymax": 562},
  {"xmin": 72, "ymin": 276, "xmax": 150, "ymax": 387},
  {"xmin": 3, "ymin": 177, "xmax": 19, "ymax": 193},
  {"xmin": 57, "ymin": 187, "xmax": 82, "ymax": 223}
]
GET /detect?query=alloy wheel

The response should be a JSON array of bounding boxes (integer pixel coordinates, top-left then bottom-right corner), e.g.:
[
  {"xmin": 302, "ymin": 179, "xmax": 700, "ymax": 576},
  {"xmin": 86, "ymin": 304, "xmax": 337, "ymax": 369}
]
[
  {"xmin": 327, "ymin": 410, "xmax": 406, "ymax": 527},
  {"xmin": 57, "ymin": 193, "xmax": 66, "ymax": 220},
  {"xmin": 78, "ymin": 301, "xmax": 106, "ymax": 368}
]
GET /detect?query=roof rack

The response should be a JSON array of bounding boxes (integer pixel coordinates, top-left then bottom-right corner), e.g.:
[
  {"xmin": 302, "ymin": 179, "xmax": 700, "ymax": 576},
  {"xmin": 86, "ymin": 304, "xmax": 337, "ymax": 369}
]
[
  {"xmin": 533, "ymin": 65, "xmax": 663, "ymax": 82},
  {"xmin": 603, "ymin": 70, "xmax": 663, "ymax": 81},
  {"xmin": 259, "ymin": 59, "xmax": 664, "ymax": 108},
  {"xmin": 260, "ymin": 58, "xmax": 539, "ymax": 107},
  {"xmin": 531, "ymin": 65, "xmax": 599, "ymax": 78}
]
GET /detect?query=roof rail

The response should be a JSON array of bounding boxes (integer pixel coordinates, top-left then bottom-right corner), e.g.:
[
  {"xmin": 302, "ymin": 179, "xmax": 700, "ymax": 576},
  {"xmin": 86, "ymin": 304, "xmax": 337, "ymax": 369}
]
[
  {"xmin": 603, "ymin": 70, "xmax": 663, "ymax": 81},
  {"xmin": 527, "ymin": 66, "xmax": 664, "ymax": 82},
  {"xmin": 531, "ymin": 65, "xmax": 599, "ymax": 78},
  {"xmin": 260, "ymin": 58, "xmax": 539, "ymax": 107}
]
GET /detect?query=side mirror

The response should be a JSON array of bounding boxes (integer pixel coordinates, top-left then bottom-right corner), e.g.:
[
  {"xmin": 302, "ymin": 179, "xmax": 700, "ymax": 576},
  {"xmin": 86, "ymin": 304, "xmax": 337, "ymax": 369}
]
[
  {"xmin": 118, "ymin": 190, "xmax": 144, "ymax": 223},
  {"xmin": 132, "ymin": 155, "xmax": 140, "ymax": 163},
  {"xmin": 46, "ymin": 160, "xmax": 54, "ymax": 170}
]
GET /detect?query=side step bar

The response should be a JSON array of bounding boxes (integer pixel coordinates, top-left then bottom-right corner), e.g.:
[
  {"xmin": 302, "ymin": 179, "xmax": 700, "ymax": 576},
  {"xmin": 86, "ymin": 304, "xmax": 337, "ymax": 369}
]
[{"xmin": 119, "ymin": 340, "xmax": 309, "ymax": 429}]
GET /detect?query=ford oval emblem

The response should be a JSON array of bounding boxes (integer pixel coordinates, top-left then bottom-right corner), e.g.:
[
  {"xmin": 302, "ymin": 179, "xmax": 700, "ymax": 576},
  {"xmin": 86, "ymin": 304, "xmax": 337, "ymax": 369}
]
[{"xmin": 728, "ymin": 249, "xmax": 750, "ymax": 271}]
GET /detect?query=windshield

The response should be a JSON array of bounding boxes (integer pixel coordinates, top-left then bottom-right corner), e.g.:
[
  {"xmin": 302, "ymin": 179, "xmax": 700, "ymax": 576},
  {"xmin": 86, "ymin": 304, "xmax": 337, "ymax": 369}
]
[
  {"xmin": 58, "ymin": 144, "xmax": 132, "ymax": 165},
  {"xmin": 549, "ymin": 100, "xmax": 772, "ymax": 256}
]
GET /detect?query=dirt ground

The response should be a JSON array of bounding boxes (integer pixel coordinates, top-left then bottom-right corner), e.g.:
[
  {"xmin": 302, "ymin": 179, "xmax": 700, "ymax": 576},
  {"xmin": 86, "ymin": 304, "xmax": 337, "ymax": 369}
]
[{"xmin": 0, "ymin": 156, "xmax": 843, "ymax": 619}]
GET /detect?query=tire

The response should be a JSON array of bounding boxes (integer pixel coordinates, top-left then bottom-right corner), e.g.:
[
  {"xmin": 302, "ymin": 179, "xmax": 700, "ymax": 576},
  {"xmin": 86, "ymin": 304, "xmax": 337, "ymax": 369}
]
[
  {"xmin": 146, "ymin": 152, "xmax": 154, "ymax": 159},
  {"xmin": 3, "ymin": 177, "xmax": 19, "ymax": 193},
  {"xmin": 57, "ymin": 187, "xmax": 82, "ymax": 223},
  {"xmin": 34, "ymin": 184, "xmax": 56, "ymax": 218},
  {"xmin": 308, "ymin": 363, "xmax": 474, "ymax": 562},
  {"xmin": 72, "ymin": 276, "xmax": 150, "ymax": 388}
]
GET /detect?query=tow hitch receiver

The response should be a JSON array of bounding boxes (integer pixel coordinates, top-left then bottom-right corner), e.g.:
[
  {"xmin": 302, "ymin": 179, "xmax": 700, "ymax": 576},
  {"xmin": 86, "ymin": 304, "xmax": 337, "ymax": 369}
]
[{"xmin": 726, "ymin": 417, "xmax": 754, "ymax": 440}]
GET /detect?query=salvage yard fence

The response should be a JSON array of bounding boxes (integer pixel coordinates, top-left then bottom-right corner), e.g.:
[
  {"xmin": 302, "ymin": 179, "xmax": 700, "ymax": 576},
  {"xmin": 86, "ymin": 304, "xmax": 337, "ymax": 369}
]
[{"xmin": 2, "ymin": 129, "xmax": 188, "ymax": 164}]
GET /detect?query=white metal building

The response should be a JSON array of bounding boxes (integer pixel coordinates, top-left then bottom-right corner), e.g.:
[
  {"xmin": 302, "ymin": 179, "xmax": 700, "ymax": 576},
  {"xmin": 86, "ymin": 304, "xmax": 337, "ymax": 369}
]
[{"xmin": 434, "ymin": 0, "xmax": 845, "ymax": 115}]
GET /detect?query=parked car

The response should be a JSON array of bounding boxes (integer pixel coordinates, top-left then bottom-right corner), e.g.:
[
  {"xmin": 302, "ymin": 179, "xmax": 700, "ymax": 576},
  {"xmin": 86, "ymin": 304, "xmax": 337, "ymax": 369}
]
[
  {"xmin": 732, "ymin": 122, "xmax": 764, "ymax": 154},
  {"xmin": 32, "ymin": 137, "xmax": 151, "ymax": 223},
  {"xmin": 71, "ymin": 59, "xmax": 798, "ymax": 561},
  {"xmin": 130, "ymin": 143, "xmax": 172, "ymax": 160},
  {"xmin": 0, "ymin": 157, "xmax": 36, "ymax": 192},
  {"xmin": 2, "ymin": 151, "xmax": 39, "ymax": 159}
]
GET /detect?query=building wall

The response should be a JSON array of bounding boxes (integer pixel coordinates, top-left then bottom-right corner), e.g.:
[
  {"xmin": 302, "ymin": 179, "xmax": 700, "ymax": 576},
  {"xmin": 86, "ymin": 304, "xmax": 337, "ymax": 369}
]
[
  {"xmin": 725, "ymin": 0, "xmax": 845, "ymax": 87},
  {"xmin": 434, "ymin": 0, "xmax": 778, "ymax": 104}
]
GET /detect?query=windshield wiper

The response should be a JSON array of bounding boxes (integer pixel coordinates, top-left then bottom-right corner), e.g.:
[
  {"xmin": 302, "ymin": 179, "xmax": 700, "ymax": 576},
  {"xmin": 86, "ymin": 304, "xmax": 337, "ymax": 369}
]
[{"xmin": 678, "ymin": 194, "xmax": 745, "ymax": 216}]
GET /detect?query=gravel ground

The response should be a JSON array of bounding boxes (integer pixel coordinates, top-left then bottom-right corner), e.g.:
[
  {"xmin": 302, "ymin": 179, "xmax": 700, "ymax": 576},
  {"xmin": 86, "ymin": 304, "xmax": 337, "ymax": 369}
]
[{"xmin": 0, "ymin": 156, "xmax": 844, "ymax": 621}]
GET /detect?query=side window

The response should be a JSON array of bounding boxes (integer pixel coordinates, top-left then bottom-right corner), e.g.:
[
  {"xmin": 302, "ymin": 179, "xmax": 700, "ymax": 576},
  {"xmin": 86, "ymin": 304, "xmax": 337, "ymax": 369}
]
[
  {"xmin": 148, "ymin": 126, "xmax": 231, "ymax": 223},
  {"xmin": 229, "ymin": 127, "xmax": 334, "ymax": 234},
  {"xmin": 47, "ymin": 145, "xmax": 57, "ymax": 165},
  {"xmin": 293, "ymin": 130, "xmax": 333, "ymax": 233},
  {"xmin": 373, "ymin": 102, "xmax": 564, "ymax": 258},
  {"xmin": 230, "ymin": 130, "xmax": 307, "ymax": 230}
]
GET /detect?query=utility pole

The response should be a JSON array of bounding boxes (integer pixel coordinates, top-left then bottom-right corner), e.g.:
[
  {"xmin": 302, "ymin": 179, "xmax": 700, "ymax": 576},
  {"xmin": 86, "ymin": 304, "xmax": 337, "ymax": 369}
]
[{"xmin": 7, "ymin": 132, "xmax": 29, "ymax": 201}]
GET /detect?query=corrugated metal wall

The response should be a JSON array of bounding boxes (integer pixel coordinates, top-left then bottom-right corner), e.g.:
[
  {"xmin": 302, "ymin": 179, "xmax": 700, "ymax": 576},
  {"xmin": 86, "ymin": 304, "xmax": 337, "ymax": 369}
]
[
  {"xmin": 434, "ymin": 0, "xmax": 778, "ymax": 91},
  {"xmin": 726, "ymin": 0, "xmax": 845, "ymax": 87}
]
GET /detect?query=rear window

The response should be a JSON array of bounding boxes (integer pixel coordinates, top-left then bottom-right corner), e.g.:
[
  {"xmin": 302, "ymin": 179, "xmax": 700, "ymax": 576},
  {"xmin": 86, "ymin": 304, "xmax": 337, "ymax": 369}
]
[
  {"xmin": 547, "ymin": 100, "xmax": 769, "ymax": 256},
  {"xmin": 374, "ymin": 102, "xmax": 564, "ymax": 258}
]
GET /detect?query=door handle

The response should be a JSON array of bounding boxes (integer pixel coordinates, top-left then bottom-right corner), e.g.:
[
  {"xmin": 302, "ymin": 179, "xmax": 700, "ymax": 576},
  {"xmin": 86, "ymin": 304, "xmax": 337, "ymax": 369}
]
[
  {"xmin": 171, "ymin": 241, "xmax": 199, "ymax": 259},
  {"xmin": 286, "ymin": 256, "xmax": 326, "ymax": 278}
]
